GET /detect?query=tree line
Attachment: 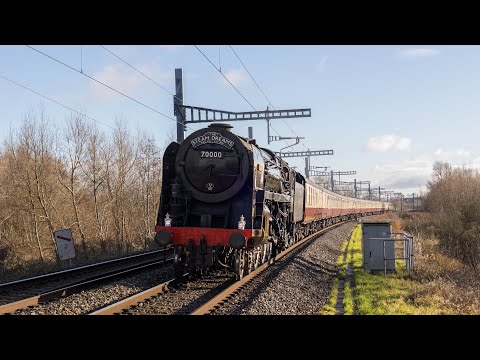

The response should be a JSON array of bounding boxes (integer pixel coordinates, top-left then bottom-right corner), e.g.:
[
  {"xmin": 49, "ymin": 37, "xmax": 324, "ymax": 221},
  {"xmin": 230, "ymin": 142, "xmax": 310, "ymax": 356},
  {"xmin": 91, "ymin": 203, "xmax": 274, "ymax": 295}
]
[
  {"xmin": 0, "ymin": 109, "xmax": 165, "ymax": 277},
  {"xmin": 425, "ymin": 161, "xmax": 480, "ymax": 270}
]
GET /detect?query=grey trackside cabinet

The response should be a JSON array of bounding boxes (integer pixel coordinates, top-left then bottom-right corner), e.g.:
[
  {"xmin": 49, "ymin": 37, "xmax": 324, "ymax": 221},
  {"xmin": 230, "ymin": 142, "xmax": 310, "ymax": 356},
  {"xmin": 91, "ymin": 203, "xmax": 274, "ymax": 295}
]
[{"xmin": 361, "ymin": 221, "xmax": 395, "ymax": 271}]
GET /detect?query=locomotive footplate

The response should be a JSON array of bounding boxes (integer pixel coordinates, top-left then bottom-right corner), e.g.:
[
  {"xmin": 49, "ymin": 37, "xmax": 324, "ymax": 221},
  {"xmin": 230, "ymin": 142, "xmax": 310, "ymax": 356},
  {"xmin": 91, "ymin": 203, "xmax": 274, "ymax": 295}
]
[{"xmin": 155, "ymin": 226, "xmax": 263, "ymax": 271}]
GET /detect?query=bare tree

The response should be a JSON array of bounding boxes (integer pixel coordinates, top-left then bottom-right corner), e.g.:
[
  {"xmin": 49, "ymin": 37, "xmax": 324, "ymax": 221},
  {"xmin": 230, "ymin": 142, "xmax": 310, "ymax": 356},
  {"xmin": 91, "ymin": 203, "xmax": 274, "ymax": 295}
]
[
  {"xmin": 137, "ymin": 131, "xmax": 162, "ymax": 247},
  {"xmin": 57, "ymin": 113, "xmax": 90, "ymax": 257},
  {"xmin": 0, "ymin": 107, "xmax": 167, "ymax": 279},
  {"xmin": 425, "ymin": 161, "xmax": 480, "ymax": 270},
  {"xmin": 3, "ymin": 109, "xmax": 60, "ymax": 263},
  {"xmin": 81, "ymin": 123, "xmax": 109, "ymax": 251},
  {"xmin": 104, "ymin": 117, "xmax": 139, "ymax": 252}
]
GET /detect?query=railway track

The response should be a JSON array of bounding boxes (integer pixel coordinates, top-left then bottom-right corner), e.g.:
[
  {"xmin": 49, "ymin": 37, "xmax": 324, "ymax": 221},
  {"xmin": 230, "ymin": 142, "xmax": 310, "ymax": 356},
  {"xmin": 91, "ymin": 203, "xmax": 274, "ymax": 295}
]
[
  {"xmin": 91, "ymin": 221, "xmax": 347, "ymax": 315},
  {"xmin": 0, "ymin": 248, "xmax": 173, "ymax": 314},
  {"xmin": 90, "ymin": 271, "xmax": 235, "ymax": 315}
]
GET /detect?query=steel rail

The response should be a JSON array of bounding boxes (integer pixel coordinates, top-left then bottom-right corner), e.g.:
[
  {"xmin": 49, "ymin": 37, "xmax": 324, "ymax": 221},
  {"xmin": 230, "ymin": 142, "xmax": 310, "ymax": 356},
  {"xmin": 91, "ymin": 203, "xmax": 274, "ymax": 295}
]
[
  {"xmin": 90, "ymin": 220, "xmax": 349, "ymax": 315},
  {"xmin": 0, "ymin": 248, "xmax": 170, "ymax": 289},
  {"xmin": 90, "ymin": 273, "xmax": 190, "ymax": 315},
  {"xmin": 0, "ymin": 257, "xmax": 174, "ymax": 315},
  {"xmin": 191, "ymin": 221, "xmax": 348, "ymax": 315}
]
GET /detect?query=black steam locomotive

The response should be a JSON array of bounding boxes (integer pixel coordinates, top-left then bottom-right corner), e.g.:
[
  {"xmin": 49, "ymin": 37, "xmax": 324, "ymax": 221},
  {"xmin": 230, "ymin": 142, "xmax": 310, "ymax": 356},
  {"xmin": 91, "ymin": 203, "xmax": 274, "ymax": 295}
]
[{"xmin": 155, "ymin": 123, "xmax": 390, "ymax": 279}]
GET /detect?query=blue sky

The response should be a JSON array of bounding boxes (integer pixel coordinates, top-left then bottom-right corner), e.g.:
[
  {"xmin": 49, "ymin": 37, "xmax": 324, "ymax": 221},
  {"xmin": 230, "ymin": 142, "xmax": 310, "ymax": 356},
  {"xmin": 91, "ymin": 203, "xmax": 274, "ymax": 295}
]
[{"xmin": 0, "ymin": 45, "xmax": 478, "ymax": 195}]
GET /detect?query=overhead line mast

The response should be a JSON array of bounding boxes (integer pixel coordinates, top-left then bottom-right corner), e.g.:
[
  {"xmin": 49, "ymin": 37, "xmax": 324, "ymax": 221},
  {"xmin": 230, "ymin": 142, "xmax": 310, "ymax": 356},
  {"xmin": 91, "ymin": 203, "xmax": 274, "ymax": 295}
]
[
  {"xmin": 272, "ymin": 150, "xmax": 335, "ymax": 179},
  {"xmin": 173, "ymin": 68, "xmax": 312, "ymax": 144}
]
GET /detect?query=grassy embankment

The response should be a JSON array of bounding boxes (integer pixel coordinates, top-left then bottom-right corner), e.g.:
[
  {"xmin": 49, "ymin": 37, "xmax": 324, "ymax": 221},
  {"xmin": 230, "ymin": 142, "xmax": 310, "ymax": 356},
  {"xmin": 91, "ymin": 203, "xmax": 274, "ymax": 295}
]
[
  {"xmin": 321, "ymin": 214, "xmax": 480, "ymax": 314},
  {"xmin": 347, "ymin": 224, "xmax": 439, "ymax": 314}
]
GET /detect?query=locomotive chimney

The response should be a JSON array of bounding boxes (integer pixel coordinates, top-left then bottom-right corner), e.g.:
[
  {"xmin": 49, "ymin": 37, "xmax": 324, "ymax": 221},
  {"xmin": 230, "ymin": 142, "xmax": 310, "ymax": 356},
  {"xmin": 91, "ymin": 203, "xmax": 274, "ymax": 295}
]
[{"xmin": 208, "ymin": 123, "xmax": 233, "ymax": 132}]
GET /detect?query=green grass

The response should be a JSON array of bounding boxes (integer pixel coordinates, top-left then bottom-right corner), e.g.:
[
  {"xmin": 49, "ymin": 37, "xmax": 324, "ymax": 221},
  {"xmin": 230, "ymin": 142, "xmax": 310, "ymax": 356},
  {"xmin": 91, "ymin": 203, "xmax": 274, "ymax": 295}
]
[
  {"xmin": 343, "ymin": 281, "xmax": 354, "ymax": 315},
  {"xmin": 319, "ymin": 230, "xmax": 353, "ymax": 315},
  {"xmin": 320, "ymin": 224, "xmax": 440, "ymax": 315},
  {"xmin": 320, "ymin": 278, "xmax": 338, "ymax": 315},
  {"xmin": 350, "ymin": 225, "xmax": 441, "ymax": 315},
  {"xmin": 341, "ymin": 226, "xmax": 357, "ymax": 314}
]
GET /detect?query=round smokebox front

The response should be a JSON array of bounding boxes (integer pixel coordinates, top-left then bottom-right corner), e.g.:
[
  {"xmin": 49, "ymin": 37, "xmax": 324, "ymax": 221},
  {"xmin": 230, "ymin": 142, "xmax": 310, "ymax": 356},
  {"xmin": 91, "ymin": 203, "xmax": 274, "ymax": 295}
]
[{"xmin": 176, "ymin": 124, "xmax": 250, "ymax": 203}]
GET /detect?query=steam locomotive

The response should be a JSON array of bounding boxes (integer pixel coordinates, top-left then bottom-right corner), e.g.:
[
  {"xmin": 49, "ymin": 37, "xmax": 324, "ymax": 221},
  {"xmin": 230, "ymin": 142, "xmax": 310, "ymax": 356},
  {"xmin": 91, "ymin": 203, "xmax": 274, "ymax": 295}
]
[{"xmin": 155, "ymin": 123, "xmax": 391, "ymax": 279}]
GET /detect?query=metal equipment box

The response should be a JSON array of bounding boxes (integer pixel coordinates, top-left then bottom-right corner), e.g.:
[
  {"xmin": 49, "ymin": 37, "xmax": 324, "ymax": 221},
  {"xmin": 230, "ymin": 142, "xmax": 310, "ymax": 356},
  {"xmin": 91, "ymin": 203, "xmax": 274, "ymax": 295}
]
[{"xmin": 361, "ymin": 221, "xmax": 395, "ymax": 271}]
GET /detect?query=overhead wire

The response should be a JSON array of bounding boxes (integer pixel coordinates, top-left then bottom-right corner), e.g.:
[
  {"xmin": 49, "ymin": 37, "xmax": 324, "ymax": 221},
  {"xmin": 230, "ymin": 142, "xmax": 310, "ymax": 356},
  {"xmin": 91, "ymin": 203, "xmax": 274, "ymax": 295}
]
[
  {"xmin": 7, "ymin": 45, "xmax": 349, "ymax": 188},
  {"xmin": 194, "ymin": 45, "xmax": 294, "ymax": 149},
  {"xmin": 18, "ymin": 45, "xmax": 328, "ymax": 170},
  {"xmin": 0, "ymin": 72, "xmax": 116, "ymax": 131},
  {"xmin": 103, "ymin": 43, "xmax": 300, "ymax": 149},
  {"xmin": 227, "ymin": 45, "xmax": 275, "ymax": 111},
  {"xmin": 100, "ymin": 45, "xmax": 301, "ymax": 148},
  {"xmin": 227, "ymin": 45, "xmax": 338, "ymax": 172},
  {"xmin": 227, "ymin": 45, "xmax": 312, "ymax": 152},
  {"xmin": 194, "ymin": 45, "xmax": 257, "ymax": 111},
  {"xmin": 99, "ymin": 45, "xmax": 179, "ymax": 100},
  {"xmin": 200, "ymin": 46, "xmax": 378, "ymax": 191},
  {"xmin": 102, "ymin": 44, "xmax": 312, "ymax": 155},
  {"xmin": 0, "ymin": 72, "xmax": 176, "ymax": 148},
  {"xmin": 25, "ymin": 45, "xmax": 194, "ymax": 131},
  {"xmin": 4, "ymin": 44, "xmax": 317, "ymax": 176}
]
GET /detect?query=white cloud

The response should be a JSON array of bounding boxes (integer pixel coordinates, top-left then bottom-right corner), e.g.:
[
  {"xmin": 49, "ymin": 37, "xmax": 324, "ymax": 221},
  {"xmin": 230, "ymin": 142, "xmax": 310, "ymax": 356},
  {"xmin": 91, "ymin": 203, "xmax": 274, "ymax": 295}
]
[
  {"xmin": 370, "ymin": 156, "xmax": 433, "ymax": 194},
  {"xmin": 370, "ymin": 148, "xmax": 474, "ymax": 193},
  {"xmin": 91, "ymin": 64, "xmax": 143, "ymax": 100},
  {"xmin": 469, "ymin": 156, "xmax": 480, "ymax": 169},
  {"xmin": 221, "ymin": 68, "xmax": 248, "ymax": 87},
  {"xmin": 457, "ymin": 149, "xmax": 471, "ymax": 156},
  {"xmin": 90, "ymin": 63, "xmax": 170, "ymax": 101},
  {"xmin": 365, "ymin": 134, "xmax": 412, "ymax": 153},
  {"xmin": 433, "ymin": 148, "xmax": 471, "ymax": 160},
  {"xmin": 316, "ymin": 56, "xmax": 328, "ymax": 73},
  {"xmin": 397, "ymin": 48, "xmax": 440, "ymax": 60}
]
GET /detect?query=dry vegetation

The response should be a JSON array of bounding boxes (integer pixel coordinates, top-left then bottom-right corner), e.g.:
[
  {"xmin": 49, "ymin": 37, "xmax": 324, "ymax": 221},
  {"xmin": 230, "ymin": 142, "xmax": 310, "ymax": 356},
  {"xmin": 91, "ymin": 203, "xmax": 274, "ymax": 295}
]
[
  {"xmin": 404, "ymin": 161, "xmax": 480, "ymax": 312},
  {"xmin": 327, "ymin": 161, "xmax": 480, "ymax": 314},
  {"xmin": 424, "ymin": 161, "xmax": 480, "ymax": 270},
  {"xmin": 401, "ymin": 212, "xmax": 480, "ymax": 314},
  {"xmin": 344, "ymin": 210, "xmax": 480, "ymax": 314},
  {"xmin": 0, "ymin": 109, "xmax": 165, "ymax": 282}
]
